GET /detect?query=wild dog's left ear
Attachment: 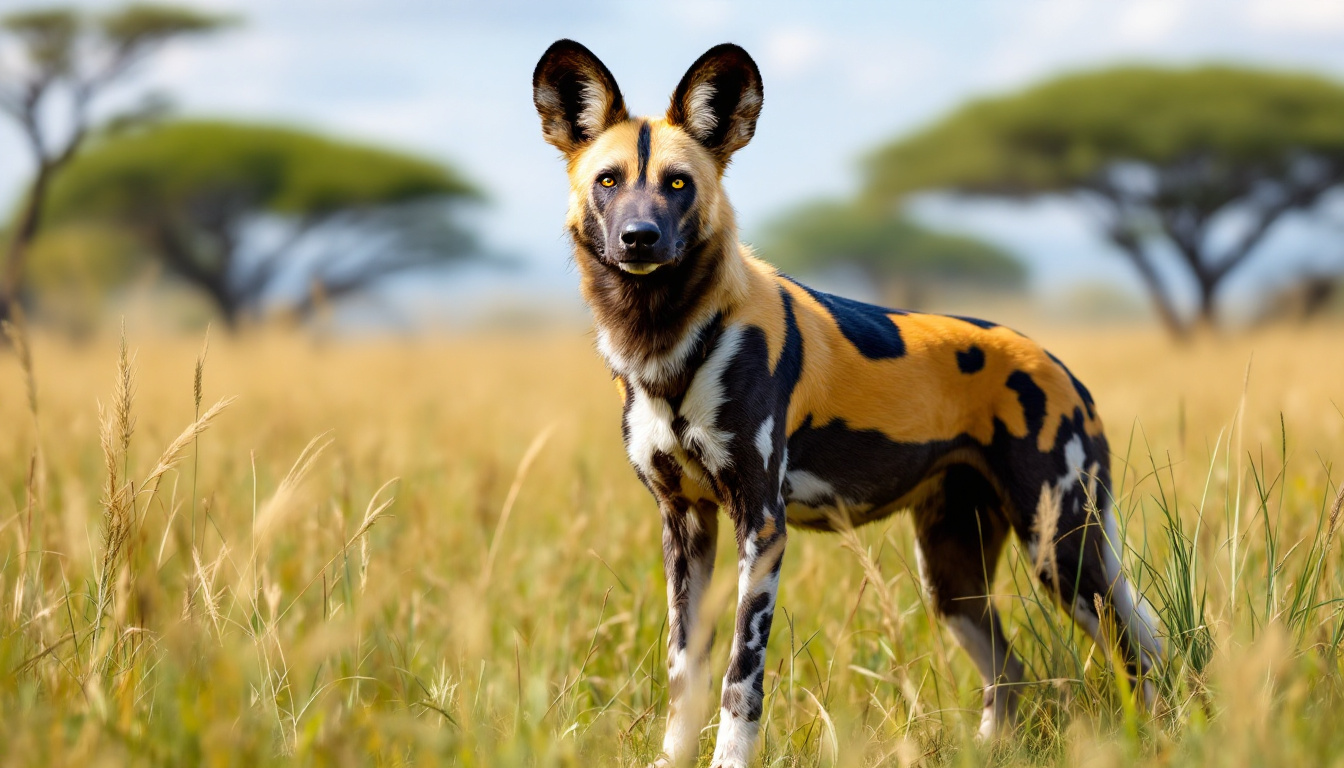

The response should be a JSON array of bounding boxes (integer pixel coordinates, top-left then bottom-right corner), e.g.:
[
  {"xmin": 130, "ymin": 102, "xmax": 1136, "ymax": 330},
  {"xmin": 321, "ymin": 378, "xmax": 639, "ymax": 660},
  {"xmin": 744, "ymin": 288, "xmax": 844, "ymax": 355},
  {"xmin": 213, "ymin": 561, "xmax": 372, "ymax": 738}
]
[
  {"xmin": 667, "ymin": 43, "xmax": 763, "ymax": 166},
  {"xmin": 533, "ymin": 39, "xmax": 629, "ymax": 156}
]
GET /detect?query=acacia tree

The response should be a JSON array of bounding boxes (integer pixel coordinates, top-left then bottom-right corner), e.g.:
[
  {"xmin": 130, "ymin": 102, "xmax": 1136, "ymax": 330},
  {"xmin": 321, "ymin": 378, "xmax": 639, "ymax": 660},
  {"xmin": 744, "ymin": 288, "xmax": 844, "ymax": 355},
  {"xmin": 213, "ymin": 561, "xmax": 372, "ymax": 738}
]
[
  {"xmin": 0, "ymin": 4, "xmax": 232, "ymax": 323},
  {"xmin": 44, "ymin": 120, "xmax": 483, "ymax": 326},
  {"xmin": 760, "ymin": 199, "xmax": 1025, "ymax": 307},
  {"xmin": 865, "ymin": 66, "xmax": 1344, "ymax": 337}
]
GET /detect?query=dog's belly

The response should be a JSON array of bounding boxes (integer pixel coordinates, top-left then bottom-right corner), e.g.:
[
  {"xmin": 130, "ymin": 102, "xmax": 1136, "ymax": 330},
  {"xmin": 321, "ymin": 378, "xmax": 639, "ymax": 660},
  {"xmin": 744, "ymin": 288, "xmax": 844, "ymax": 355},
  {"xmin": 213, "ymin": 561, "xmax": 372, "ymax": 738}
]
[{"xmin": 781, "ymin": 416, "xmax": 975, "ymax": 531}]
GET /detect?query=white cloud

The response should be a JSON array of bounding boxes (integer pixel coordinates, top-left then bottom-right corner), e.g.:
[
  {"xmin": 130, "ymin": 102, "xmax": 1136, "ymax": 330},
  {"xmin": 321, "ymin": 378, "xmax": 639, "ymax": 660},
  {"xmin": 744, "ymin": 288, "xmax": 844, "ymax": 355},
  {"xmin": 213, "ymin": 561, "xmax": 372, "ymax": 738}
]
[
  {"xmin": 1244, "ymin": 0, "xmax": 1344, "ymax": 35},
  {"xmin": 761, "ymin": 26, "xmax": 828, "ymax": 79},
  {"xmin": 1117, "ymin": 0, "xmax": 1189, "ymax": 45}
]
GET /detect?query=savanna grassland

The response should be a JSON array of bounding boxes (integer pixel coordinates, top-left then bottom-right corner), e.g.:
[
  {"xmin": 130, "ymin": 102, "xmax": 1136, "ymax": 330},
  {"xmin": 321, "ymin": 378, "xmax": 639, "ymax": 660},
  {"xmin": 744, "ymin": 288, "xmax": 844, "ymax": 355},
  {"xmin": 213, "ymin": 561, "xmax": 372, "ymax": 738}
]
[{"xmin": 1, "ymin": 320, "xmax": 1343, "ymax": 767}]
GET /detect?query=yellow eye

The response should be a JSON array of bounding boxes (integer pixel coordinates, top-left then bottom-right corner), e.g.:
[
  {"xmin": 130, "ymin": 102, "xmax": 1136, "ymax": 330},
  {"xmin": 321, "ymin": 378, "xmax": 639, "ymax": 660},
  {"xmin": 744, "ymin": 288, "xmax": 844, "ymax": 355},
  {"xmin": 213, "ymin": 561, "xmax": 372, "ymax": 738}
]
[
  {"xmin": 599, "ymin": 175, "xmax": 616, "ymax": 188},
  {"xmin": 670, "ymin": 178, "xmax": 685, "ymax": 189}
]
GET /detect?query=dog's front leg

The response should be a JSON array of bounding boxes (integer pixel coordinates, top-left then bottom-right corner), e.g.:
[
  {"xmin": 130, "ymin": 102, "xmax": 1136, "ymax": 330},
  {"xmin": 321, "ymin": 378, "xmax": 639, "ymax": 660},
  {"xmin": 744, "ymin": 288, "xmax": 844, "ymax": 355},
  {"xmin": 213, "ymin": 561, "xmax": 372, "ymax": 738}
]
[
  {"xmin": 711, "ymin": 490, "xmax": 787, "ymax": 768},
  {"xmin": 656, "ymin": 498, "xmax": 719, "ymax": 767}
]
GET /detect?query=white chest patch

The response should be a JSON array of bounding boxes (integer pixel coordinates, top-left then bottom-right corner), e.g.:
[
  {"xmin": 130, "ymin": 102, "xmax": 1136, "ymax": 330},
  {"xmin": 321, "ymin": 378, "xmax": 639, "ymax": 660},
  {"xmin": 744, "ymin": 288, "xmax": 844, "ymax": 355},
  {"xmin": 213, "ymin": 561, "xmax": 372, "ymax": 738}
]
[
  {"xmin": 677, "ymin": 325, "xmax": 744, "ymax": 474},
  {"xmin": 625, "ymin": 387, "xmax": 678, "ymax": 475},
  {"xmin": 620, "ymin": 324, "xmax": 745, "ymax": 480}
]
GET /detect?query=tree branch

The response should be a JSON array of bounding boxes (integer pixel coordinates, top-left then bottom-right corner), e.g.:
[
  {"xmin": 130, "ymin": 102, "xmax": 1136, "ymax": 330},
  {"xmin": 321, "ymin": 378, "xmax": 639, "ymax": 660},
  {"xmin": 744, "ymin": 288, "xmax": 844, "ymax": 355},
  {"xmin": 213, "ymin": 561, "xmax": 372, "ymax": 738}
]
[
  {"xmin": 1077, "ymin": 185, "xmax": 1189, "ymax": 338},
  {"xmin": 144, "ymin": 220, "xmax": 240, "ymax": 325},
  {"xmin": 1209, "ymin": 175, "xmax": 1340, "ymax": 285},
  {"xmin": 233, "ymin": 213, "xmax": 327, "ymax": 303}
]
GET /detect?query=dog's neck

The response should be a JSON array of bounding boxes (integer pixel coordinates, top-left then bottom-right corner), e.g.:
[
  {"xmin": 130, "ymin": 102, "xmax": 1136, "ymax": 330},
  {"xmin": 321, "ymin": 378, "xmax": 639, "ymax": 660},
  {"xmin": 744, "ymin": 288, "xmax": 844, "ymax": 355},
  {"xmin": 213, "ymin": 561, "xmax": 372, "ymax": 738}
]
[{"xmin": 582, "ymin": 232, "xmax": 751, "ymax": 397}]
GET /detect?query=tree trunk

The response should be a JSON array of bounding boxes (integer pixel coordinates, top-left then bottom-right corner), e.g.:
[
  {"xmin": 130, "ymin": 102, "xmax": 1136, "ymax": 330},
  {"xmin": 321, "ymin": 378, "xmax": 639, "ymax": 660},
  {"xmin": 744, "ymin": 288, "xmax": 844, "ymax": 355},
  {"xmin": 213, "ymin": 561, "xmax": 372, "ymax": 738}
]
[
  {"xmin": 147, "ymin": 222, "xmax": 242, "ymax": 330},
  {"xmin": 0, "ymin": 164, "xmax": 54, "ymax": 325},
  {"xmin": 1105, "ymin": 231, "xmax": 1190, "ymax": 340},
  {"xmin": 1194, "ymin": 274, "xmax": 1218, "ymax": 333}
]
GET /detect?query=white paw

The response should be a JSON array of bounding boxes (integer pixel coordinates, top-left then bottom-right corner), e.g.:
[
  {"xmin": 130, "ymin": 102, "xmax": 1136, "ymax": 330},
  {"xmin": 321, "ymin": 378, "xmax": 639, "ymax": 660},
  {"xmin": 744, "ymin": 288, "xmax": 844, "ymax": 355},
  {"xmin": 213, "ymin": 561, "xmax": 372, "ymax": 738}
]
[{"xmin": 976, "ymin": 709, "xmax": 997, "ymax": 742}]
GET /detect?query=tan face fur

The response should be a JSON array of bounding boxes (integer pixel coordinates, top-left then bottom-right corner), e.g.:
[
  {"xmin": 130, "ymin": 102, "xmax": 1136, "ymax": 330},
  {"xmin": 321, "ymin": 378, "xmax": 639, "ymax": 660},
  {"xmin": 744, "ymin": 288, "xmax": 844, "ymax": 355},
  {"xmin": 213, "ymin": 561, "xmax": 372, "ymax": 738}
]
[{"xmin": 564, "ymin": 119, "xmax": 733, "ymax": 280}]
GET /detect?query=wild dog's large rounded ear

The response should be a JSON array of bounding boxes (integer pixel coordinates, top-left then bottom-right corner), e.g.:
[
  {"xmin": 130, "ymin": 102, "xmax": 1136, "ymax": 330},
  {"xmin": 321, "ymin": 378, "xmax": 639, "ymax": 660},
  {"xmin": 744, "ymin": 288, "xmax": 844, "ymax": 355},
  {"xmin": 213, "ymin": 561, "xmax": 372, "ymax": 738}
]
[
  {"xmin": 667, "ymin": 43, "xmax": 763, "ymax": 166},
  {"xmin": 533, "ymin": 40, "xmax": 629, "ymax": 157}
]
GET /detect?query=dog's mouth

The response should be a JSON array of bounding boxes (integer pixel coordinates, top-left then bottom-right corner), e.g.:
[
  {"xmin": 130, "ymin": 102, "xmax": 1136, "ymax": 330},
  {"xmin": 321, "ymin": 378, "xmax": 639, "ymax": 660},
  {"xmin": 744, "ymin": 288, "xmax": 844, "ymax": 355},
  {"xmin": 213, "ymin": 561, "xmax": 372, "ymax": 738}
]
[
  {"xmin": 618, "ymin": 262, "xmax": 665, "ymax": 275},
  {"xmin": 612, "ymin": 240, "xmax": 684, "ymax": 276}
]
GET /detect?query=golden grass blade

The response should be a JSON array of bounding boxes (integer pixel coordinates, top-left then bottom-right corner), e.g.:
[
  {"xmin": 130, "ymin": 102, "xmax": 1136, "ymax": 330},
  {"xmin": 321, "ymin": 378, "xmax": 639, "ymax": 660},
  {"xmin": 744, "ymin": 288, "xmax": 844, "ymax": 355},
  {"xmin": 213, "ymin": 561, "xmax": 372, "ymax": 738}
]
[
  {"xmin": 252, "ymin": 433, "xmax": 335, "ymax": 545},
  {"xmin": 802, "ymin": 685, "xmax": 839, "ymax": 765},
  {"xmin": 479, "ymin": 423, "xmax": 555, "ymax": 589},
  {"xmin": 139, "ymin": 396, "xmax": 237, "ymax": 496},
  {"xmin": 272, "ymin": 477, "xmax": 398, "ymax": 625}
]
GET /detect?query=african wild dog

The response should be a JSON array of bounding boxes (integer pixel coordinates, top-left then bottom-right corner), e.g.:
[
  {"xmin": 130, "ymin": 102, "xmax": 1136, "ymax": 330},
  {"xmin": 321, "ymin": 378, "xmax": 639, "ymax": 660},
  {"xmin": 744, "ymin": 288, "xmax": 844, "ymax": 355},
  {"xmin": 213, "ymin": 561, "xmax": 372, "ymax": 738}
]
[{"xmin": 533, "ymin": 40, "xmax": 1164, "ymax": 767}]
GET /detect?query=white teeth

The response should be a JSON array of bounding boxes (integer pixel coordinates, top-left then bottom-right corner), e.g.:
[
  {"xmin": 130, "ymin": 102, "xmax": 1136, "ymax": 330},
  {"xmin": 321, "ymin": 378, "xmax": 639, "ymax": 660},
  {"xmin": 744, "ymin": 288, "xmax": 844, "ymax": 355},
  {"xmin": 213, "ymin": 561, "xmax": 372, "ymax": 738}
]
[{"xmin": 619, "ymin": 262, "xmax": 663, "ymax": 275}]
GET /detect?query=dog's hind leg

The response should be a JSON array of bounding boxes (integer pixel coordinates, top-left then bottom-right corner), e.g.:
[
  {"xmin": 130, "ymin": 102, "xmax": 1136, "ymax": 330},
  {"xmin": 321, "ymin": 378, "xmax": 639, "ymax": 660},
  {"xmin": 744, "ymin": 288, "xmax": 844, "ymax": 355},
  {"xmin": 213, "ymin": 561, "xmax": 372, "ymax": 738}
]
[
  {"xmin": 655, "ymin": 498, "xmax": 720, "ymax": 767},
  {"xmin": 1036, "ymin": 491, "xmax": 1164, "ymax": 706},
  {"xmin": 914, "ymin": 464, "xmax": 1025, "ymax": 740}
]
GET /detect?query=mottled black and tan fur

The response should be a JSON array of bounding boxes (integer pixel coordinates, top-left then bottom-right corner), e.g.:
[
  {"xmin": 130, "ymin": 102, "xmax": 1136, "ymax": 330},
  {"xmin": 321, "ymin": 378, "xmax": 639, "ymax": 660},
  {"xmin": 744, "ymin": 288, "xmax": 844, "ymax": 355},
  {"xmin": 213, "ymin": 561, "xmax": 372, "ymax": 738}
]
[{"xmin": 533, "ymin": 39, "xmax": 1163, "ymax": 768}]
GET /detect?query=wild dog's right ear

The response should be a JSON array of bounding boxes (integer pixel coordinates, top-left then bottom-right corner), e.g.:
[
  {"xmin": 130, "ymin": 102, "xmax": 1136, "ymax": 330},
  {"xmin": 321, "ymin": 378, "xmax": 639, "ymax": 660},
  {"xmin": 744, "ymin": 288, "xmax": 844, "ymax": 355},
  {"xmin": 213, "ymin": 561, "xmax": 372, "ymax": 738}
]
[{"xmin": 533, "ymin": 40, "xmax": 628, "ymax": 156}]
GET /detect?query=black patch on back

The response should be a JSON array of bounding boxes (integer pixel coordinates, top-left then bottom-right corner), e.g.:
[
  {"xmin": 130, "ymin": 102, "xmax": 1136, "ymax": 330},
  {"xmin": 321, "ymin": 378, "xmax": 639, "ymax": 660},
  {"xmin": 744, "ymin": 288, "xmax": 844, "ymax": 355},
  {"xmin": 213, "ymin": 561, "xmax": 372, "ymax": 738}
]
[
  {"xmin": 782, "ymin": 275, "xmax": 906, "ymax": 359},
  {"xmin": 1046, "ymin": 350, "xmax": 1096, "ymax": 420},
  {"xmin": 951, "ymin": 315, "xmax": 999, "ymax": 330},
  {"xmin": 1006, "ymin": 370, "xmax": 1046, "ymax": 437},
  {"xmin": 956, "ymin": 345, "xmax": 985, "ymax": 374},
  {"xmin": 636, "ymin": 120, "xmax": 651, "ymax": 184}
]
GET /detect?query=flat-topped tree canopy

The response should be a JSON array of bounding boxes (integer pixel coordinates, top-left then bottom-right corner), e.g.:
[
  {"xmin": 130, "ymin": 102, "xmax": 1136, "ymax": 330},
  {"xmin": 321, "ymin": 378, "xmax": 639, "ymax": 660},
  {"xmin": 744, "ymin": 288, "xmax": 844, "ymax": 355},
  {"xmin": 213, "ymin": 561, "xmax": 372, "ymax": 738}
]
[
  {"xmin": 862, "ymin": 66, "xmax": 1344, "ymax": 337},
  {"xmin": 47, "ymin": 120, "xmax": 479, "ymax": 222},
  {"xmin": 865, "ymin": 66, "xmax": 1344, "ymax": 199},
  {"xmin": 44, "ymin": 120, "xmax": 483, "ymax": 325}
]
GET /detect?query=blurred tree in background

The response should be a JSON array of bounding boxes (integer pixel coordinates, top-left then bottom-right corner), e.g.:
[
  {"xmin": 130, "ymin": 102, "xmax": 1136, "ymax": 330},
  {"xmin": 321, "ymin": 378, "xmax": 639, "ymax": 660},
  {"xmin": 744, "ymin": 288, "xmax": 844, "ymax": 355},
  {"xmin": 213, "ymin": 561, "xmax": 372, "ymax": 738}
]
[
  {"xmin": 759, "ymin": 199, "xmax": 1025, "ymax": 308},
  {"xmin": 44, "ymin": 120, "xmax": 484, "ymax": 326},
  {"xmin": 866, "ymin": 66, "xmax": 1344, "ymax": 338},
  {"xmin": 0, "ymin": 4, "xmax": 232, "ymax": 324}
]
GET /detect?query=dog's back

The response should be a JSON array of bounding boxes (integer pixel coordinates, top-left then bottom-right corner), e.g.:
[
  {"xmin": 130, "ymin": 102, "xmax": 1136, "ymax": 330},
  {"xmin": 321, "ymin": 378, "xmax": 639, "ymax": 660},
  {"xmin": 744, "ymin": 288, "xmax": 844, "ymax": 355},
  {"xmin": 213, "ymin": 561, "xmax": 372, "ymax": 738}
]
[{"xmin": 721, "ymin": 254, "xmax": 1103, "ymax": 527}]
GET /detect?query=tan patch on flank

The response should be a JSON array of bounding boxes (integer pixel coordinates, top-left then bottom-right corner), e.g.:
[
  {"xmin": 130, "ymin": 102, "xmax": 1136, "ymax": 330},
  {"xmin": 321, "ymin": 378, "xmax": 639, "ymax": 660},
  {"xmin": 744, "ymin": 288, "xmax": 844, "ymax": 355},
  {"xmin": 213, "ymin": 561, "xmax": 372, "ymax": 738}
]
[{"xmin": 765, "ymin": 274, "xmax": 1103, "ymax": 453}]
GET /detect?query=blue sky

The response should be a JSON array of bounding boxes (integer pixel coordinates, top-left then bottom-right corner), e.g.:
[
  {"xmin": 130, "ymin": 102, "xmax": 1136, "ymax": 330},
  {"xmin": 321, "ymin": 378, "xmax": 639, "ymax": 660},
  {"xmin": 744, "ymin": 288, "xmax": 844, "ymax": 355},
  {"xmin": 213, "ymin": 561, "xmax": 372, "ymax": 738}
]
[{"xmin": 3, "ymin": 0, "xmax": 1344, "ymax": 319}]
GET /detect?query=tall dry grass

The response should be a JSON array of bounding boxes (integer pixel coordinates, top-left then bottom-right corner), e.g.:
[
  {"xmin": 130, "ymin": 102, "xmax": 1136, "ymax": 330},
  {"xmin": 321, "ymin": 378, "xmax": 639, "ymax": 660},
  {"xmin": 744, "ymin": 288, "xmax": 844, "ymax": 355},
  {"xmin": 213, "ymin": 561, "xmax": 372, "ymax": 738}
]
[{"xmin": 1, "ymin": 321, "xmax": 1342, "ymax": 767}]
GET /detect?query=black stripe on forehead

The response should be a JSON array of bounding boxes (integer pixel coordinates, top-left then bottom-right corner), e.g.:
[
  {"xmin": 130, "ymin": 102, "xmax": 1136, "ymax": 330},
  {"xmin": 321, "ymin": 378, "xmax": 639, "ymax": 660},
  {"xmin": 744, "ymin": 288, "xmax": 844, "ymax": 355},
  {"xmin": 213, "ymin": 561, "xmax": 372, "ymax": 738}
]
[{"xmin": 636, "ymin": 120, "xmax": 652, "ymax": 184}]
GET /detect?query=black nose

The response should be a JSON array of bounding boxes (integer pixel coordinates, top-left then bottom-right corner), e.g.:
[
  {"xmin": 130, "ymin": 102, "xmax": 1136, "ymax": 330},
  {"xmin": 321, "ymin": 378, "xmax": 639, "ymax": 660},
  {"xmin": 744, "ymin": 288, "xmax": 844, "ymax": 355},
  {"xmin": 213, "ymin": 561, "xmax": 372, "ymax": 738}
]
[{"xmin": 621, "ymin": 220, "xmax": 660, "ymax": 248}]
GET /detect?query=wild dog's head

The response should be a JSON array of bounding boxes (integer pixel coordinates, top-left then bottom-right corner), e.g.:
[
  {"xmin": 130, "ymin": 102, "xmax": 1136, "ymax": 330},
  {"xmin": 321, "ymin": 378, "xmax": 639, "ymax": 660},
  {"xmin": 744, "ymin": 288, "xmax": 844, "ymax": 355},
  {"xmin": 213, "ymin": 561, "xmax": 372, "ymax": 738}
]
[{"xmin": 533, "ymin": 40, "xmax": 762, "ymax": 284}]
